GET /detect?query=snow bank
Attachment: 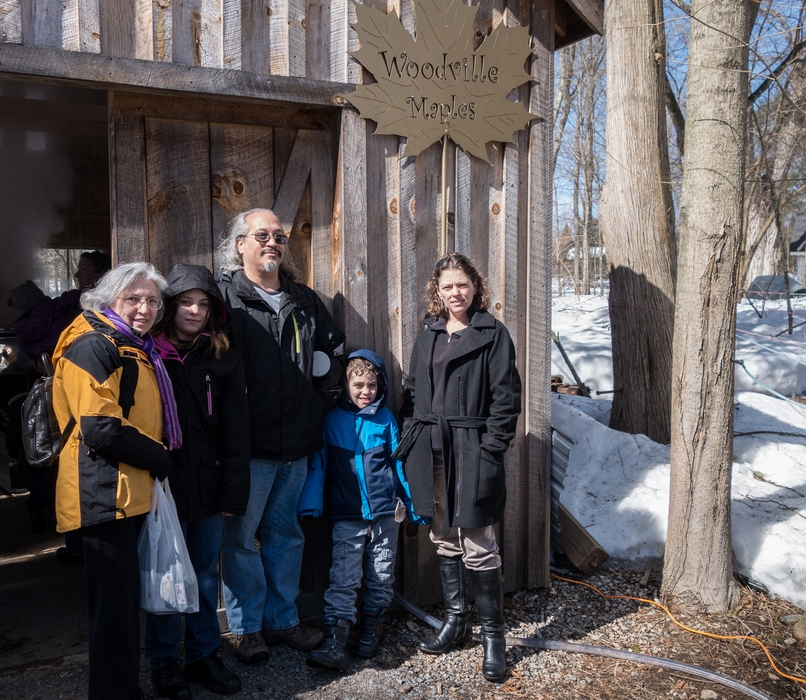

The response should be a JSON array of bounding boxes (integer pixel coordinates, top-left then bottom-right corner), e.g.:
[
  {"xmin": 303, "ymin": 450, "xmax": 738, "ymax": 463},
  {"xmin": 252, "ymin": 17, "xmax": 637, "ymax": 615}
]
[{"xmin": 554, "ymin": 392, "xmax": 806, "ymax": 608}]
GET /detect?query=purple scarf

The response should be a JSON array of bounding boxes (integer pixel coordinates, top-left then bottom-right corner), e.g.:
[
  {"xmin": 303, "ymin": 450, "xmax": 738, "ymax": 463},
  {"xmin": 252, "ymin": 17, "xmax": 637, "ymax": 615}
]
[{"xmin": 102, "ymin": 307, "xmax": 182, "ymax": 450}]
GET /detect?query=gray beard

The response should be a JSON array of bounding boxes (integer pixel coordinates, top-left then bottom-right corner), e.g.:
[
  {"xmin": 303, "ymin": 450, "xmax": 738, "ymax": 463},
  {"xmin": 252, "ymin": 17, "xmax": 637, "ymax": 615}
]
[{"xmin": 261, "ymin": 260, "xmax": 278, "ymax": 274}]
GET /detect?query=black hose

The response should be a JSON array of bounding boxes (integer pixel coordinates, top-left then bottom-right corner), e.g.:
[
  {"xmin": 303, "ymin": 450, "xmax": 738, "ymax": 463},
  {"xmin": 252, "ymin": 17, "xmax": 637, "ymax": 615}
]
[{"xmin": 393, "ymin": 591, "xmax": 773, "ymax": 700}]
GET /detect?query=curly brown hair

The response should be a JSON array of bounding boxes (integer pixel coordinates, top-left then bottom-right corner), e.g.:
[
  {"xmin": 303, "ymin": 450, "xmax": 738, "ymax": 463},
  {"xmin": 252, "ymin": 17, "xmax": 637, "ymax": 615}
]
[
  {"xmin": 425, "ymin": 252, "xmax": 489, "ymax": 319},
  {"xmin": 346, "ymin": 357, "xmax": 380, "ymax": 382}
]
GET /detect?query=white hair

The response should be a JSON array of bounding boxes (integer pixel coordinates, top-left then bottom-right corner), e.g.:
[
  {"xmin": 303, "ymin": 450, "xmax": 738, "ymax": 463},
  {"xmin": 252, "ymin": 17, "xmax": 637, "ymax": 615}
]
[
  {"xmin": 81, "ymin": 261, "xmax": 169, "ymax": 322},
  {"xmin": 217, "ymin": 208, "xmax": 300, "ymax": 281}
]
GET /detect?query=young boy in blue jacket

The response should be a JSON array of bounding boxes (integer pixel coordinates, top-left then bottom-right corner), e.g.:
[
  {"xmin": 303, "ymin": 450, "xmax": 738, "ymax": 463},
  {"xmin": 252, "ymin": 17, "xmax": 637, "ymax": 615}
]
[{"xmin": 299, "ymin": 349, "xmax": 425, "ymax": 670}]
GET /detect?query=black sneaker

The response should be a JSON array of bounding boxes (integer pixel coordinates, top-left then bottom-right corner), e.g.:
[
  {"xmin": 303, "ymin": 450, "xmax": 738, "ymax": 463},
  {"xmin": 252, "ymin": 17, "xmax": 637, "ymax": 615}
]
[
  {"xmin": 151, "ymin": 660, "xmax": 192, "ymax": 699},
  {"xmin": 184, "ymin": 652, "xmax": 241, "ymax": 695}
]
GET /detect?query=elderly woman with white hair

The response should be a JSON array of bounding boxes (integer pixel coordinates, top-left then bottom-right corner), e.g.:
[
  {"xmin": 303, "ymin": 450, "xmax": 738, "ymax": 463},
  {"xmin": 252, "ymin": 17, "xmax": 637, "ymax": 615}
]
[{"xmin": 52, "ymin": 261, "xmax": 179, "ymax": 700}]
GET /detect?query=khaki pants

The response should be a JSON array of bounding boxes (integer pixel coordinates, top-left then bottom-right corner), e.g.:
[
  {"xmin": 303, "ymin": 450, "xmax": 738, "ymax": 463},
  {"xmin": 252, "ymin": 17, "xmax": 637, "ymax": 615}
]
[{"xmin": 429, "ymin": 451, "xmax": 500, "ymax": 571}]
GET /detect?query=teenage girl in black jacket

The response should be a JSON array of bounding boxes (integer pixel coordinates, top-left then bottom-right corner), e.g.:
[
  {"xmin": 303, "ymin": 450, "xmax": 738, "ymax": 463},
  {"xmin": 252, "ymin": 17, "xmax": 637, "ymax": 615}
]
[{"xmin": 145, "ymin": 264, "xmax": 250, "ymax": 699}]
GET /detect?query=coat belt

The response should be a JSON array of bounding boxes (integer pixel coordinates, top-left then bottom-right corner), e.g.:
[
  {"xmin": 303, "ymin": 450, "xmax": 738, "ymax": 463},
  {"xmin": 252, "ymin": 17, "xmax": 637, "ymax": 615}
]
[{"xmin": 392, "ymin": 409, "xmax": 487, "ymax": 464}]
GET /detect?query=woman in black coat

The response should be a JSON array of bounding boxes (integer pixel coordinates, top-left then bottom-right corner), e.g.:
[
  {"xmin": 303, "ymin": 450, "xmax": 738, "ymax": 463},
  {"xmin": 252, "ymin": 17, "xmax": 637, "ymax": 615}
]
[
  {"xmin": 399, "ymin": 253, "xmax": 521, "ymax": 682},
  {"xmin": 145, "ymin": 264, "xmax": 250, "ymax": 699}
]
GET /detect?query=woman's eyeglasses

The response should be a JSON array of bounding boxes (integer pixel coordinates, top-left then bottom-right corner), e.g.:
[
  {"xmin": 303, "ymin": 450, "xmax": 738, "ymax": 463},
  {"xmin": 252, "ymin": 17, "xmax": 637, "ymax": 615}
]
[
  {"xmin": 119, "ymin": 296, "xmax": 163, "ymax": 311},
  {"xmin": 245, "ymin": 231, "xmax": 289, "ymax": 245}
]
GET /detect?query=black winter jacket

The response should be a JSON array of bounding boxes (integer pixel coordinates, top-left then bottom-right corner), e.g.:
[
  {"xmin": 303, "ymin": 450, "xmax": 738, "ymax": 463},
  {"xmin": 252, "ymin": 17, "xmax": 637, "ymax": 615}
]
[
  {"xmin": 217, "ymin": 269, "xmax": 345, "ymax": 462},
  {"xmin": 156, "ymin": 263, "xmax": 251, "ymax": 522},
  {"xmin": 156, "ymin": 334, "xmax": 250, "ymax": 522},
  {"xmin": 399, "ymin": 309, "xmax": 521, "ymax": 530}
]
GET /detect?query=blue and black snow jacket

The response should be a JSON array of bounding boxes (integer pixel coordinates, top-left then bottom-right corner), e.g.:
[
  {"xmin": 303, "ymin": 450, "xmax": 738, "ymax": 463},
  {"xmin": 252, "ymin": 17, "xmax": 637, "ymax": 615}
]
[{"xmin": 299, "ymin": 349, "xmax": 426, "ymax": 524}]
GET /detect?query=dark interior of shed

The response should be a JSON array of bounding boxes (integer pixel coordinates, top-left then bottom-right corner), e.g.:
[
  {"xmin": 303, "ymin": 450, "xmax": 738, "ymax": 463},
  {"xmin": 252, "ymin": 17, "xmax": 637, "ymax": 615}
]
[{"xmin": 0, "ymin": 82, "xmax": 110, "ymax": 667}]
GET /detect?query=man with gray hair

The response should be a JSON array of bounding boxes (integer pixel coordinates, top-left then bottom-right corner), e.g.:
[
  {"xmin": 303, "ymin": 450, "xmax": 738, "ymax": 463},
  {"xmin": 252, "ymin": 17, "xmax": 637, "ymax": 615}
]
[{"xmin": 217, "ymin": 208, "xmax": 345, "ymax": 664}]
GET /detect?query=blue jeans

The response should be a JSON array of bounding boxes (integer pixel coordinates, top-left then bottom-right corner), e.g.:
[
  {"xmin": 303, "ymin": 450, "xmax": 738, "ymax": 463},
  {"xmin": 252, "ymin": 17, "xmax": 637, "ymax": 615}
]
[
  {"xmin": 144, "ymin": 514, "xmax": 224, "ymax": 668},
  {"xmin": 221, "ymin": 458, "xmax": 307, "ymax": 634},
  {"xmin": 324, "ymin": 516, "xmax": 399, "ymax": 622}
]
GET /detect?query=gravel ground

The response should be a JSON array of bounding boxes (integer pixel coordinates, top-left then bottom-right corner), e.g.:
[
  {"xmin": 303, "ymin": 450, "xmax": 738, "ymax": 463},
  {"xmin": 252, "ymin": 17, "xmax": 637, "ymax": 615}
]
[{"xmin": 3, "ymin": 561, "xmax": 805, "ymax": 700}]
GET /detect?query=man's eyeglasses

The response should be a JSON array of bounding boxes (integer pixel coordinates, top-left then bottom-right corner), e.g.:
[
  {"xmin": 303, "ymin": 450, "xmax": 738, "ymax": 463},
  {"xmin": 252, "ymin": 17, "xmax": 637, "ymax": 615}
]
[
  {"xmin": 119, "ymin": 296, "xmax": 163, "ymax": 311},
  {"xmin": 245, "ymin": 231, "xmax": 289, "ymax": 245}
]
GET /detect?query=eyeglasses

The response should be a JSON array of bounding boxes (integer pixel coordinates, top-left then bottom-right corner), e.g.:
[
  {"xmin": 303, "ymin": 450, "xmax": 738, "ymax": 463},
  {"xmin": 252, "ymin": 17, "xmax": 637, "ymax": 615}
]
[
  {"xmin": 245, "ymin": 231, "xmax": 289, "ymax": 245},
  {"xmin": 118, "ymin": 296, "xmax": 163, "ymax": 311}
]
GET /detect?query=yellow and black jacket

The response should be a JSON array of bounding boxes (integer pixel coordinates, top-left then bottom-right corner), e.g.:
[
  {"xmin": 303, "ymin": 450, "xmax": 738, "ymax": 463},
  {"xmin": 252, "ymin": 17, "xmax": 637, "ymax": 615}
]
[{"xmin": 52, "ymin": 310, "xmax": 172, "ymax": 532}]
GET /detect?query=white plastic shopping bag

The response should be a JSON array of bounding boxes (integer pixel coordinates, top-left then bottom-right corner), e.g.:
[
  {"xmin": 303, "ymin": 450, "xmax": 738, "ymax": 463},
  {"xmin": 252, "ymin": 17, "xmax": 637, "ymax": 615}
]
[{"xmin": 138, "ymin": 478, "xmax": 199, "ymax": 614}]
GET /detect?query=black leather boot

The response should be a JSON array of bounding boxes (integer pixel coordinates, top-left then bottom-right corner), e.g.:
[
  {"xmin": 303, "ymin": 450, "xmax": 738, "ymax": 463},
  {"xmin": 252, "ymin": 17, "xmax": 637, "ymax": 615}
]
[
  {"xmin": 306, "ymin": 617, "xmax": 352, "ymax": 671},
  {"xmin": 418, "ymin": 556, "xmax": 472, "ymax": 654},
  {"xmin": 469, "ymin": 567, "xmax": 507, "ymax": 681},
  {"xmin": 353, "ymin": 607, "xmax": 384, "ymax": 658}
]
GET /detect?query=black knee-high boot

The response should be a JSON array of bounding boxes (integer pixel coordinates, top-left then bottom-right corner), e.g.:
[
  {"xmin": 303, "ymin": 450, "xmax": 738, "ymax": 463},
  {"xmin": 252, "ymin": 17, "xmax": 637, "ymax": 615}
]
[
  {"xmin": 417, "ymin": 556, "xmax": 472, "ymax": 654},
  {"xmin": 468, "ymin": 567, "xmax": 506, "ymax": 681}
]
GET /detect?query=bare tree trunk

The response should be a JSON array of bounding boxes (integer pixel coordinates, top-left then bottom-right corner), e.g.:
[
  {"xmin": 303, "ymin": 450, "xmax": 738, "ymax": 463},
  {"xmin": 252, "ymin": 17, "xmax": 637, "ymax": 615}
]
[
  {"xmin": 581, "ymin": 39, "xmax": 603, "ymax": 296},
  {"xmin": 742, "ymin": 58, "xmax": 806, "ymax": 287},
  {"xmin": 554, "ymin": 46, "xmax": 576, "ymax": 174},
  {"xmin": 599, "ymin": 0, "xmax": 676, "ymax": 444},
  {"xmin": 572, "ymin": 124, "xmax": 582, "ymax": 295},
  {"xmin": 662, "ymin": 0, "xmax": 756, "ymax": 614}
]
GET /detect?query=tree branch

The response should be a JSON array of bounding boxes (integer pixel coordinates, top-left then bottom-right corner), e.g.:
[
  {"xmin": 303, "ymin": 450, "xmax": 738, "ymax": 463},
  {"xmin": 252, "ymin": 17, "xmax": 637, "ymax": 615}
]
[
  {"xmin": 749, "ymin": 41, "xmax": 806, "ymax": 105},
  {"xmin": 664, "ymin": 71, "xmax": 686, "ymax": 157},
  {"xmin": 669, "ymin": 0, "xmax": 691, "ymax": 16}
]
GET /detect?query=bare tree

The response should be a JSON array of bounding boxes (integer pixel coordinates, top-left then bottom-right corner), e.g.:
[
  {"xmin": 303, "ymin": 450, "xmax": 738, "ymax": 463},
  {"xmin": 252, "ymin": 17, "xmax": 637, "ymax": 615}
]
[
  {"xmin": 662, "ymin": 0, "xmax": 757, "ymax": 613},
  {"xmin": 742, "ymin": 48, "xmax": 806, "ymax": 287},
  {"xmin": 554, "ymin": 45, "xmax": 577, "ymax": 174},
  {"xmin": 599, "ymin": 0, "xmax": 676, "ymax": 444}
]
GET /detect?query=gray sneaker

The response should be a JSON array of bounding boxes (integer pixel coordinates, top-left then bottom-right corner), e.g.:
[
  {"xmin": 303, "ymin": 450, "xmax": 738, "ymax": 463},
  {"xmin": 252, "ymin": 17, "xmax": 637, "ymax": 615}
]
[
  {"xmin": 233, "ymin": 631, "xmax": 269, "ymax": 664},
  {"xmin": 262, "ymin": 624, "xmax": 323, "ymax": 651}
]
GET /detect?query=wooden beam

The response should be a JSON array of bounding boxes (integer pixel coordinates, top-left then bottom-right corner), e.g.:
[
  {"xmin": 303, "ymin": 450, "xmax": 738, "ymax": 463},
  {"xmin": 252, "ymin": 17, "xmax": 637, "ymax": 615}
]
[
  {"xmin": 526, "ymin": 0, "xmax": 555, "ymax": 590},
  {"xmin": 563, "ymin": 0, "xmax": 603, "ymax": 36},
  {"xmin": 109, "ymin": 103, "xmax": 147, "ymax": 265},
  {"xmin": 0, "ymin": 43, "xmax": 350, "ymax": 108},
  {"xmin": 309, "ymin": 128, "xmax": 334, "ymax": 308},
  {"xmin": 558, "ymin": 503, "xmax": 609, "ymax": 575},
  {"xmin": 110, "ymin": 92, "xmax": 331, "ymax": 130},
  {"xmin": 273, "ymin": 129, "xmax": 312, "ymax": 234}
]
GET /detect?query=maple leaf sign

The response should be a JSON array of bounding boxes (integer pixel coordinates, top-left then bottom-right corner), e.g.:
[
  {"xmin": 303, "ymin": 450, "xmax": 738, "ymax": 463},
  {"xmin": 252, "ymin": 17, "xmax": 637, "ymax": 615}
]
[{"xmin": 340, "ymin": 0, "xmax": 538, "ymax": 164}]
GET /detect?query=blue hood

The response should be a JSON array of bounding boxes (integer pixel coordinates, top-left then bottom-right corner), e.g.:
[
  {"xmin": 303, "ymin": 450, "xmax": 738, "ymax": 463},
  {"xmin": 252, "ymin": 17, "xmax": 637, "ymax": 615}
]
[{"xmin": 339, "ymin": 349, "xmax": 387, "ymax": 416}]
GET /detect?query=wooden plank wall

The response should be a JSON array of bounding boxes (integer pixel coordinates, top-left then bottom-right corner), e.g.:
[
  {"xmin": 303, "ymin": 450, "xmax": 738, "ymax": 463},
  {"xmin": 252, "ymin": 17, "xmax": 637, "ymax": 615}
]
[{"xmin": 1, "ymin": 0, "xmax": 557, "ymax": 601}]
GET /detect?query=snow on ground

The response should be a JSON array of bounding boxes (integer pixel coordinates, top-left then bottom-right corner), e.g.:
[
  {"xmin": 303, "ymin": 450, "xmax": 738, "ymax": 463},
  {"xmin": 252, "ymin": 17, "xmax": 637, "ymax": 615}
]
[{"xmin": 551, "ymin": 294, "xmax": 806, "ymax": 608}]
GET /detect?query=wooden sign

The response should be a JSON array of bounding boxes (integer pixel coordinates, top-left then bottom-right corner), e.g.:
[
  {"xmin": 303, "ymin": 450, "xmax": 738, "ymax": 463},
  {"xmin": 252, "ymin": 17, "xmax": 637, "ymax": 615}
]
[{"xmin": 341, "ymin": 0, "xmax": 538, "ymax": 164}]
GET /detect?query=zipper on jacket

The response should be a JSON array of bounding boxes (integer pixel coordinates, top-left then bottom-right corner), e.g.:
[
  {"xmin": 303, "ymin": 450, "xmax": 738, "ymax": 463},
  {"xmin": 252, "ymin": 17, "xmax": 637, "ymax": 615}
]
[
  {"xmin": 206, "ymin": 374, "xmax": 212, "ymax": 416},
  {"xmin": 291, "ymin": 312, "xmax": 301, "ymax": 357}
]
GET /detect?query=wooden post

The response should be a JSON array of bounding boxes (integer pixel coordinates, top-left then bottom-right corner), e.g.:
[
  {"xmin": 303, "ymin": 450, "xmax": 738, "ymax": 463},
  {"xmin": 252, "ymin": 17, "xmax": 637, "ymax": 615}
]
[{"xmin": 526, "ymin": 0, "xmax": 555, "ymax": 590}]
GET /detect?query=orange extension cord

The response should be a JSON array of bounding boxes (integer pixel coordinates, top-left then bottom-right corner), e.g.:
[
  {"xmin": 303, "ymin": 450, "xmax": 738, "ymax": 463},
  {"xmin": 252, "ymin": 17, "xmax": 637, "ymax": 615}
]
[{"xmin": 551, "ymin": 573, "xmax": 806, "ymax": 687}]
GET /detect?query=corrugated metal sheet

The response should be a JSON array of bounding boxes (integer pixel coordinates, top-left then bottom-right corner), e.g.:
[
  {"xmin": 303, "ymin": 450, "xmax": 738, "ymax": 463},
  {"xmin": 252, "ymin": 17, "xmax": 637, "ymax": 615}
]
[{"xmin": 550, "ymin": 427, "xmax": 574, "ymax": 551}]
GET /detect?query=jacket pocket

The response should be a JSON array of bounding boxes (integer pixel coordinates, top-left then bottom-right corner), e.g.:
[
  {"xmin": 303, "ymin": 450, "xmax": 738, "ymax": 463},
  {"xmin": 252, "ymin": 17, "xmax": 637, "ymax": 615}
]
[{"xmin": 474, "ymin": 446, "xmax": 505, "ymax": 505}]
